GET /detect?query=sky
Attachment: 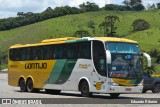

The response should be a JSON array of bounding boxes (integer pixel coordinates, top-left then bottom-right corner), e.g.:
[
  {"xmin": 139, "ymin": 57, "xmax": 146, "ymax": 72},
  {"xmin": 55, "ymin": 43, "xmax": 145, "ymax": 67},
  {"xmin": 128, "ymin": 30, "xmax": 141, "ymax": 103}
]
[{"xmin": 0, "ymin": 0, "xmax": 159, "ymax": 19}]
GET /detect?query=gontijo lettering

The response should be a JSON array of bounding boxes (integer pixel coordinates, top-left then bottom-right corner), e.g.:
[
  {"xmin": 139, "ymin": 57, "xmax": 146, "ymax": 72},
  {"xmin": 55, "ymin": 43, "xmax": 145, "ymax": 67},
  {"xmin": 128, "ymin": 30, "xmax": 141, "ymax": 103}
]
[{"xmin": 25, "ymin": 63, "xmax": 47, "ymax": 69}]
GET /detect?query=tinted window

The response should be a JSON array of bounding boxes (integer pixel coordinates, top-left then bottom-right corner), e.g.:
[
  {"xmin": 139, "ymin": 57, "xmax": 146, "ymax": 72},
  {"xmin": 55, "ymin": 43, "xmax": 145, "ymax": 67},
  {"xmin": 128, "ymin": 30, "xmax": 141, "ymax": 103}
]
[
  {"xmin": 77, "ymin": 42, "xmax": 91, "ymax": 59},
  {"xmin": 93, "ymin": 41, "xmax": 106, "ymax": 76},
  {"xmin": 106, "ymin": 42, "xmax": 140, "ymax": 54},
  {"xmin": 9, "ymin": 41, "xmax": 91, "ymax": 61}
]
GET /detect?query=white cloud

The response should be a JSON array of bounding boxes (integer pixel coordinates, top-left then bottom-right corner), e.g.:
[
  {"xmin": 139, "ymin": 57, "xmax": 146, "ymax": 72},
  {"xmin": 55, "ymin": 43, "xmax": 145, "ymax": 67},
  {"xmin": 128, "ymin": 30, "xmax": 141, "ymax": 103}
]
[
  {"xmin": 0, "ymin": 0, "xmax": 159, "ymax": 18},
  {"xmin": 0, "ymin": 11, "xmax": 16, "ymax": 18},
  {"xmin": 142, "ymin": 0, "xmax": 159, "ymax": 7}
]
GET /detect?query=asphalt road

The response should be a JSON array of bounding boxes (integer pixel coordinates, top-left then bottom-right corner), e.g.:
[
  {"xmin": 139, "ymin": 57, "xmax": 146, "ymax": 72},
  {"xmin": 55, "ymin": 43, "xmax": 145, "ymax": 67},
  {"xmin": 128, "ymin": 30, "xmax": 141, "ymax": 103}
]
[{"xmin": 0, "ymin": 73, "xmax": 160, "ymax": 106}]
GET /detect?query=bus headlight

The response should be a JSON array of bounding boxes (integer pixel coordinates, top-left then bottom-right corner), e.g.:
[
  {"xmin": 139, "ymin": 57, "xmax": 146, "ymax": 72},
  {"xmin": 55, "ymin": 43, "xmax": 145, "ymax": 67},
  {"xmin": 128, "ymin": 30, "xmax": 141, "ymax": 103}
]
[
  {"xmin": 108, "ymin": 82, "xmax": 119, "ymax": 86},
  {"xmin": 137, "ymin": 80, "xmax": 143, "ymax": 86}
]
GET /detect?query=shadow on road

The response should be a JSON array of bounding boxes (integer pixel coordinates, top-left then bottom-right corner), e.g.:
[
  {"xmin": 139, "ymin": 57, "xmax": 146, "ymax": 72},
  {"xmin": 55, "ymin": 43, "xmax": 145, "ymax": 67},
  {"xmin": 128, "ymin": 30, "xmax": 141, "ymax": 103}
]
[{"xmin": 15, "ymin": 90, "xmax": 144, "ymax": 99}]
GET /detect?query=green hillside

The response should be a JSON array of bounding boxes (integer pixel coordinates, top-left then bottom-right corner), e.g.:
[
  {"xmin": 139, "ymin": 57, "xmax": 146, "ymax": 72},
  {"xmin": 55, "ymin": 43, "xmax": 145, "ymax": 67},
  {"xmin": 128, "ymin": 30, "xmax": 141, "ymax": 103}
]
[
  {"xmin": 0, "ymin": 10, "xmax": 160, "ymax": 71},
  {"xmin": 0, "ymin": 10, "xmax": 160, "ymax": 52}
]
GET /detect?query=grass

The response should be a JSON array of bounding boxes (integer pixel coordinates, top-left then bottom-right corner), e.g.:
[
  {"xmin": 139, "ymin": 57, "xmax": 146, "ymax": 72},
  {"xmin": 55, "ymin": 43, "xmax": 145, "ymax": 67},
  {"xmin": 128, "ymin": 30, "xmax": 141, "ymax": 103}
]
[
  {"xmin": 0, "ymin": 64, "xmax": 7, "ymax": 71},
  {"xmin": 0, "ymin": 9, "xmax": 160, "ymax": 72}
]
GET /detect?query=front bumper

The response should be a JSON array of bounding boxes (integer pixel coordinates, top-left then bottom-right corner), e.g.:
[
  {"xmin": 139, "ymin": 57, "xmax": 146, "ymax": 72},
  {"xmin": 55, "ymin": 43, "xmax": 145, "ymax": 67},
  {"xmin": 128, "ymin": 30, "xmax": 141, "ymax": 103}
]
[{"xmin": 107, "ymin": 85, "xmax": 143, "ymax": 93}]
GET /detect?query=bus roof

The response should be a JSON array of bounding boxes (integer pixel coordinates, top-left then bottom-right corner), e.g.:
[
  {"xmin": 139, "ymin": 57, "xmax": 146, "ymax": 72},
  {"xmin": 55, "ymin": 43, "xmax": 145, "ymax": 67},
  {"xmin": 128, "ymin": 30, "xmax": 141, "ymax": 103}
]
[
  {"xmin": 94, "ymin": 37, "xmax": 137, "ymax": 43},
  {"xmin": 10, "ymin": 37, "xmax": 137, "ymax": 49}
]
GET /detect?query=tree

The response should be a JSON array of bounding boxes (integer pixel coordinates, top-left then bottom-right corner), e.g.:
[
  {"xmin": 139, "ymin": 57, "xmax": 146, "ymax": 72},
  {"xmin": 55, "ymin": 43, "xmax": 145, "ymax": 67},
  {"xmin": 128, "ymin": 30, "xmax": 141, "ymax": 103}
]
[
  {"xmin": 70, "ymin": 7, "xmax": 81, "ymax": 14},
  {"xmin": 146, "ymin": 3, "xmax": 152, "ymax": 10},
  {"xmin": 74, "ymin": 30, "xmax": 90, "ymax": 37},
  {"xmin": 130, "ymin": 0, "xmax": 142, "ymax": 6},
  {"xmin": 79, "ymin": 2, "xmax": 99, "ymax": 12},
  {"xmin": 157, "ymin": 3, "xmax": 160, "ymax": 9},
  {"xmin": 85, "ymin": 2, "xmax": 99, "ymax": 11},
  {"xmin": 132, "ymin": 19, "xmax": 150, "ymax": 31},
  {"xmin": 79, "ymin": 3, "xmax": 86, "ymax": 12},
  {"xmin": 123, "ymin": 0, "xmax": 144, "ymax": 11},
  {"xmin": 99, "ymin": 15, "xmax": 120, "ymax": 37},
  {"xmin": 88, "ymin": 20, "xmax": 96, "ymax": 35},
  {"xmin": 17, "ymin": 12, "xmax": 24, "ymax": 17},
  {"xmin": 45, "ymin": 7, "xmax": 53, "ymax": 11},
  {"xmin": 150, "ymin": 3, "xmax": 156, "ymax": 10},
  {"xmin": 104, "ymin": 4, "xmax": 131, "ymax": 11},
  {"xmin": 104, "ymin": 4, "xmax": 119, "ymax": 11},
  {"xmin": 132, "ymin": 4, "xmax": 145, "ymax": 11}
]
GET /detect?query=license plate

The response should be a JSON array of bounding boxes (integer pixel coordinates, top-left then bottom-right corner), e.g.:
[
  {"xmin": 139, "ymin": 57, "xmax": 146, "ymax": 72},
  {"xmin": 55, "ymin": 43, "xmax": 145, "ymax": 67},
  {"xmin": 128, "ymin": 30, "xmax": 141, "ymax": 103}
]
[{"xmin": 126, "ymin": 88, "xmax": 131, "ymax": 91}]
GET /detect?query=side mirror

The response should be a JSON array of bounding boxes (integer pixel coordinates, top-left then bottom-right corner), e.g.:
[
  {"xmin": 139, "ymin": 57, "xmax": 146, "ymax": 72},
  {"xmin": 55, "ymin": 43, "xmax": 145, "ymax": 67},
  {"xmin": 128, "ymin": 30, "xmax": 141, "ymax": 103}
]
[
  {"xmin": 143, "ymin": 53, "xmax": 151, "ymax": 67},
  {"xmin": 106, "ymin": 50, "xmax": 111, "ymax": 64}
]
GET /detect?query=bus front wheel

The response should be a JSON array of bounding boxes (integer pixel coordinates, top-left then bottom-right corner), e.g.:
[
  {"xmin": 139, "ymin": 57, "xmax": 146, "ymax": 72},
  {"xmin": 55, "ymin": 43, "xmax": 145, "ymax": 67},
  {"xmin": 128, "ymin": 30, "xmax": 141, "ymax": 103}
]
[
  {"xmin": 19, "ymin": 78, "xmax": 27, "ymax": 92},
  {"xmin": 80, "ymin": 81, "xmax": 92, "ymax": 97}
]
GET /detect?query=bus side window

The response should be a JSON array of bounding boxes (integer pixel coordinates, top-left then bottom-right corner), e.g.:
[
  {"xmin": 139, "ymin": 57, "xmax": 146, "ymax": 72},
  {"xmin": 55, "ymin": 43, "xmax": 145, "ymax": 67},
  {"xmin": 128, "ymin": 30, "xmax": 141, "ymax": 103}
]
[
  {"xmin": 26, "ymin": 48, "xmax": 31, "ymax": 60},
  {"xmin": 58, "ymin": 45, "xmax": 62, "ymax": 59},
  {"xmin": 78, "ymin": 42, "xmax": 91, "ymax": 59},
  {"xmin": 31, "ymin": 47, "xmax": 37, "ymax": 60},
  {"xmin": 63, "ymin": 44, "xmax": 67, "ymax": 59},
  {"xmin": 9, "ymin": 49, "xmax": 15, "ymax": 61},
  {"xmin": 73, "ymin": 43, "xmax": 78, "ymax": 59},
  {"xmin": 54, "ymin": 45, "xmax": 59, "ymax": 59},
  {"xmin": 15, "ymin": 49, "xmax": 21, "ymax": 61},
  {"xmin": 21, "ymin": 48, "xmax": 26, "ymax": 60},
  {"xmin": 46, "ymin": 46, "xmax": 52, "ymax": 59},
  {"xmin": 54, "ymin": 45, "xmax": 64, "ymax": 59},
  {"xmin": 41, "ymin": 46, "xmax": 48, "ymax": 60},
  {"xmin": 66, "ymin": 44, "xmax": 73, "ymax": 59},
  {"xmin": 93, "ymin": 41, "xmax": 106, "ymax": 76},
  {"xmin": 52, "ymin": 46, "xmax": 56, "ymax": 59}
]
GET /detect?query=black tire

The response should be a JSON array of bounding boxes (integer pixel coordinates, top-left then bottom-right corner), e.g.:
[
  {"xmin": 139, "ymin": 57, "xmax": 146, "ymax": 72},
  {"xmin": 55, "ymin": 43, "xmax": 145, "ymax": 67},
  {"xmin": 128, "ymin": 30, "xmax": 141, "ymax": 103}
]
[
  {"xmin": 19, "ymin": 78, "xmax": 27, "ymax": 92},
  {"xmin": 80, "ymin": 81, "xmax": 92, "ymax": 97},
  {"xmin": 45, "ymin": 89, "xmax": 61, "ymax": 94},
  {"xmin": 142, "ymin": 89, "xmax": 147, "ymax": 93},
  {"xmin": 110, "ymin": 93, "xmax": 120, "ymax": 98},
  {"xmin": 26, "ymin": 79, "xmax": 34, "ymax": 92},
  {"xmin": 152, "ymin": 83, "xmax": 160, "ymax": 93}
]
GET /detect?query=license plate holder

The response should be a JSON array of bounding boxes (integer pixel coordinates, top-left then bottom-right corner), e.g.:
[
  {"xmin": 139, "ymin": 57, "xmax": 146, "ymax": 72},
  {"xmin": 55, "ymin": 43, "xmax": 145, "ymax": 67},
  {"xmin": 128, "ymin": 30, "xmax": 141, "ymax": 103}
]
[{"xmin": 126, "ymin": 88, "xmax": 131, "ymax": 91}]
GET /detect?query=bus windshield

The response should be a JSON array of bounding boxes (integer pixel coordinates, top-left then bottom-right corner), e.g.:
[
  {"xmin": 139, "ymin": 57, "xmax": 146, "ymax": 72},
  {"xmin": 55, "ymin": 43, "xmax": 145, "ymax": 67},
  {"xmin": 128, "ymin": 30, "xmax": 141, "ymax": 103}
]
[
  {"xmin": 106, "ymin": 42, "xmax": 140, "ymax": 54},
  {"xmin": 106, "ymin": 42, "xmax": 143, "ymax": 79}
]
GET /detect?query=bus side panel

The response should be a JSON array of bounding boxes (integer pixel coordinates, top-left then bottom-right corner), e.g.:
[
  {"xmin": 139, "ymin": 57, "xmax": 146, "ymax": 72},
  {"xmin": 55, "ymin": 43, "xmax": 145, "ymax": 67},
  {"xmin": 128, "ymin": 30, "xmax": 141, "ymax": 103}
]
[
  {"xmin": 8, "ymin": 60, "xmax": 56, "ymax": 88},
  {"xmin": 62, "ymin": 59, "xmax": 108, "ymax": 93}
]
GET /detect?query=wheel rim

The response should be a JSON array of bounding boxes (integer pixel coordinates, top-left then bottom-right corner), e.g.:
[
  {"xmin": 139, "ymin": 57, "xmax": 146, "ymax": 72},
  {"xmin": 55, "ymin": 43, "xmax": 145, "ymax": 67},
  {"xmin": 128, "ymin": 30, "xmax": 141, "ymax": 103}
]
[
  {"xmin": 82, "ymin": 84, "xmax": 88, "ymax": 94},
  {"xmin": 154, "ymin": 84, "xmax": 160, "ymax": 93}
]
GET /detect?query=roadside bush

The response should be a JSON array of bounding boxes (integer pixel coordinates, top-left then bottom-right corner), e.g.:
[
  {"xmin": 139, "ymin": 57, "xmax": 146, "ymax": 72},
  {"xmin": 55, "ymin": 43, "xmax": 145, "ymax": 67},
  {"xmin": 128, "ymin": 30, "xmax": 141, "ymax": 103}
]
[
  {"xmin": 149, "ymin": 48, "xmax": 159, "ymax": 58},
  {"xmin": 74, "ymin": 30, "xmax": 90, "ymax": 38},
  {"xmin": 144, "ymin": 65, "xmax": 156, "ymax": 75},
  {"xmin": 148, "ymin": 48, "xmax": 160, "ymax": 63},
  {"xmin": 156, "ymin": 54, "xmax": 160, "ymax": 63},
  {"xmin": 132, "ymin": 19, "xmax": 150, "ymax": 31}
]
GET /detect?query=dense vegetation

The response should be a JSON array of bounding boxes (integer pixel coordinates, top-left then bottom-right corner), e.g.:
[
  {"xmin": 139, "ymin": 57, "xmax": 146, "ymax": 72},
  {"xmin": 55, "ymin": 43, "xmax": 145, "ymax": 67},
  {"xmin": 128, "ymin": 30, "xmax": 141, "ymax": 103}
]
[{"xmin": 0, "ymin": 1, "xmax": 159, "ymax": 31}]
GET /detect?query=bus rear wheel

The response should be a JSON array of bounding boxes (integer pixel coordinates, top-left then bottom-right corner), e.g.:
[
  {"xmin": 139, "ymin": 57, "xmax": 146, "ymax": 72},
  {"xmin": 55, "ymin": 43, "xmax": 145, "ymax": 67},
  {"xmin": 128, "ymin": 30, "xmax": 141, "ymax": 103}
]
[
  {"xmin": 26, "ymin": 79, "xmax": 34, "ymax": 92},
  {"xmin": 80, "ymin": 81, "xmax": 92, "ymax": 97},
  {"xmin": 19, "ymin": 78, "xmax": 27, "ymax": 92}
]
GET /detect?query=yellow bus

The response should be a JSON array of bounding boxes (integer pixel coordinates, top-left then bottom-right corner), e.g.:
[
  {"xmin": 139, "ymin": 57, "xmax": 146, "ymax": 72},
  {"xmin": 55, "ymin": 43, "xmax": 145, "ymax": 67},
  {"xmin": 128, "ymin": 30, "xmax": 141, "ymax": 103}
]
[{"xmin": 8, "ymin": 37, "xmax": 151, "ymax": 98}]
